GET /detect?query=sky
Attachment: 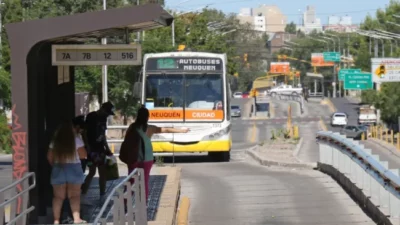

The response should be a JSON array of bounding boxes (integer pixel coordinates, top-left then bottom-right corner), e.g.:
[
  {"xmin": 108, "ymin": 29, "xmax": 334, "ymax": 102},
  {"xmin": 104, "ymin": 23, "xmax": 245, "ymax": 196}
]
[{"xmin": 165, "ymin": 0, "xmax": 392, "ymax": 25}]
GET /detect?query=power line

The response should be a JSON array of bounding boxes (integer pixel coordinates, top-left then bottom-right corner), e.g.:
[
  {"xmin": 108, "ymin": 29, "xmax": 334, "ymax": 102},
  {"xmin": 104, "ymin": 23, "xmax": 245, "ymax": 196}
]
[{"xmin": 173, "ymin": 0, "xmax": 379, "ymax": 16}]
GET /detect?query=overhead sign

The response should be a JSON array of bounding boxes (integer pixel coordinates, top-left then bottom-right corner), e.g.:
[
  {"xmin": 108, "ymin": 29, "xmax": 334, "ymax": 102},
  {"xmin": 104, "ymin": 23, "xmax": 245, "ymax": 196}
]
[
  {"xmin": 339, "ymin": 69, "xmax": 361, "ymax": 81},
  {"xmin": 343, "ymin": 72, "xmax": 373, "ymax": 90},
  {"xmin": 270, "ymin": 62, "xmax": 290, "ymax": 74},
  {"xmin": 145, "ymin": 57, "xmax": 223, "ymax": 71},
  {"xmin": 371, "ymin": 58, "xmax": 400, "ymax": 82},
  {"xmin": 52, "ymin": 44, "xmax": 142, "ymax": 66},
  {"xmin": 311, "ymin": 53, "xmax": 334, "ymax": 67},
  {"xmin": 323, "ymin": 52, "xmax": 341, "ymax": 62}
]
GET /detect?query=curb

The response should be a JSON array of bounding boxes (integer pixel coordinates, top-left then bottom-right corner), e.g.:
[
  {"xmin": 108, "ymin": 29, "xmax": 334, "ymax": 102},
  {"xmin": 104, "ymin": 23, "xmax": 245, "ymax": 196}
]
[
  {"xmin": 320, "ymin": 99, "xmax": 336, "ymax": 113},
  {"xmin": 176, "ymin": 196, "xmax": 190, "ymax": 225},
  {"xmin": 246, "ymin": 145, "xmax": 317, "ymax": 169},
  {"xmin": 292, "ymin": 138, "xmax": 304, "ymax": 158}
]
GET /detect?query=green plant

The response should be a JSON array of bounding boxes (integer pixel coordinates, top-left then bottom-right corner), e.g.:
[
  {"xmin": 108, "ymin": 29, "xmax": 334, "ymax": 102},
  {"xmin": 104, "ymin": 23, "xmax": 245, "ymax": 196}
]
[
  {"xmin": 0, "ymin": 112, "xmax": 11, "ymax": 154},
  {"xmin": 155, "ymin": 156, "xmax": 164, "ymax": 167}
]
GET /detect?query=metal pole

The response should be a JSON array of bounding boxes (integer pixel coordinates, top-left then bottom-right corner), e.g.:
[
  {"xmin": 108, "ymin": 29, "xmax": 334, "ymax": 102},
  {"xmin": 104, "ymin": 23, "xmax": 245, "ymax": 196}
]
[
  {"xmin": 172, "ymin": 20, "xmax": 175, "ymax": 47},
  {"xmin": 102, "ymin": 0, "xmax": 108, "ymax": 103},
  {"xmin": 381, "ymin": 39, "xmax": 385, "ymax": 57},
  {"xmin": 137, "ymin": 0, "xmax": 140, "ymax": 42},
  {"xmin": 369, "ymin": 37, "xmax": 372, "ymax": 54},
  {"xmin": 333, "ymin": 64, "xmax": 337, "ymax": 98}
]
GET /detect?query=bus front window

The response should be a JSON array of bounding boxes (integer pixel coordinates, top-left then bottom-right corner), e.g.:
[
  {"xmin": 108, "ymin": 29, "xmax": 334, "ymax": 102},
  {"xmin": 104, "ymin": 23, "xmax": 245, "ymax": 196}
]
[
  {"xmin": 146, "ymin": 74, "xmax": 184, "ymax": 109},
  {"xmin": 185, "ymin": 74, "xmax": 224, "ymax": 121}
]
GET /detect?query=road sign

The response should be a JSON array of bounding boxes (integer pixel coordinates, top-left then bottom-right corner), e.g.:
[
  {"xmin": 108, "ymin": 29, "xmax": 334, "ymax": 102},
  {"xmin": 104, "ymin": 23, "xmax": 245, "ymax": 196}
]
[
  {"xmin": 371, "ymin": 58, "xmax": 400, "ymax": 83},
  {"xmin": 52, "ymin": 44, "xmax": 142, "ymax": 66},
  {"xmin": 311, "ymin": 53, "xmax": 334, "ymax": 67},
  {"xmin": 323, "ymin": 52, "xmax": 341, "ymax": 62},
  {"xmin": 338, "ymin": 69, "xmax": 361, "ymax": 81},
  {"xmin": 343, "ymin": 72, "xmax": 373, "ymax": 90}
]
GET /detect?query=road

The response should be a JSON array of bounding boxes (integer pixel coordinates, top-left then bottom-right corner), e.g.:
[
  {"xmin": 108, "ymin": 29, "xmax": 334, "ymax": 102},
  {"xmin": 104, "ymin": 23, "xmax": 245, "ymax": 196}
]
[
  {"xmin": 168, "ymin": 97, "xmax": 375, "ymax": 225},
  {"xmin": 328, "ymin": 97, "xmax": 400, "ymax": 170}
]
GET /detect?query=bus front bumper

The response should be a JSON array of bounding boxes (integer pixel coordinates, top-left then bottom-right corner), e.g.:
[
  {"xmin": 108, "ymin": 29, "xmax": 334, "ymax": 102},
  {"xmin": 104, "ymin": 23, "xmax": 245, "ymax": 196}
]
[{"xmin": 152, "ymin": 140, "xmax": 231, "ymax": 152}]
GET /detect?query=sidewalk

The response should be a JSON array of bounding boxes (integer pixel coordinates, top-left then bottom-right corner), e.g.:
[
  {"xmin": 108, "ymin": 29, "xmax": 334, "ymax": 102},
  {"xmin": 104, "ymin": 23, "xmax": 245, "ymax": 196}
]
[
  {"xmin": 361, "ymin": 138, "xmax": 400, "ymax": 170},
  {"xmin": 42, "ymin": 164, "xmax": 181, "ymax": 225}
]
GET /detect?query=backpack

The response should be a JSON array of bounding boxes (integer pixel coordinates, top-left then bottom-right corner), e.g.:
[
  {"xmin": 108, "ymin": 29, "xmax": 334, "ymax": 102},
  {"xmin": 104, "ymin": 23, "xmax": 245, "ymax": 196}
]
[{"xmin": 119, "ymin": 125, "xmax": 145, "ymax": 164}]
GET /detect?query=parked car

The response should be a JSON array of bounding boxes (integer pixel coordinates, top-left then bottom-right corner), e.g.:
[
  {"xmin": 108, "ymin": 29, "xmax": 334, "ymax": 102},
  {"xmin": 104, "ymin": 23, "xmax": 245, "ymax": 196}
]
[
  {"xmin": 331, "ymin": 112, "xmax": 348, "ymax": 127},
  {"xmin": 340, "ymin": 125, "xmax": 368, "ymax": 140},
  {"xmin": 230, "ymin": 105, "xmax": 241, "ymax": 117},
  {"xmin": 233, "ymin": 92, "xmax": 242, "ymax": 98}
]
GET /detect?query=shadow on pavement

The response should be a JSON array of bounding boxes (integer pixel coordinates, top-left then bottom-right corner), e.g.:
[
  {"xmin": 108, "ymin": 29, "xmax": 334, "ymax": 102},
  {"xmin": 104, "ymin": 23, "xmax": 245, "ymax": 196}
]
[{"xmin": 162, "ymin": 155, "xmax": 221, "ymax": 164}]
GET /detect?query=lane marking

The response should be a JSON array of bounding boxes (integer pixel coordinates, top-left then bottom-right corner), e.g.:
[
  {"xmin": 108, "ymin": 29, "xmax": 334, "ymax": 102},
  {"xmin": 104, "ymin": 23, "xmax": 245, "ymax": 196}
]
[
  {"xmin": 320, "ymin": 99, "xmax": 337, "ymax": 113},
  {"xmin": 319, "ymin": 117, "xmax": 328, "ymax": 131}
]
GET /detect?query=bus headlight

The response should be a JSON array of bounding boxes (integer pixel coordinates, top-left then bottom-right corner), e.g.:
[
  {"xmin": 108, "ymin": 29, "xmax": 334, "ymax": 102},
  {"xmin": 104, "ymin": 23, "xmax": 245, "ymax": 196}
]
[{"xmin": 202, "ymin": 125, "xmax": 231, "ymax": 141}]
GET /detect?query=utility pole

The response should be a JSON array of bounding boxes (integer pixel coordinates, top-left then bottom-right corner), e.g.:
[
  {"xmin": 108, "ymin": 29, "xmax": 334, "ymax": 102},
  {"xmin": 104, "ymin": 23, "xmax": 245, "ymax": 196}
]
[
  {"xmin": 137, "ymin": 0, "xmax": 140, "ymax": 43},
  {"xmin": 102, "ymin": 0, "xmax": 108, "ymax": 103}
]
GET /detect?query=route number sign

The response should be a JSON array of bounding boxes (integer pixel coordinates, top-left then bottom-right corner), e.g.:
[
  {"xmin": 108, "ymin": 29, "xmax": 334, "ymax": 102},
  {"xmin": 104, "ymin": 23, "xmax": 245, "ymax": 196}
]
[{"xmin": 52, "ymin": 44, "xmax": 142, "ymax": 66}]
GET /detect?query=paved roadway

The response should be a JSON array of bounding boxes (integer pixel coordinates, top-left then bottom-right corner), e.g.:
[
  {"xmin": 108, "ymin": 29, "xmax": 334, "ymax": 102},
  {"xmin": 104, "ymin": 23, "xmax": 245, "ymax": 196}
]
[
  {"xmin": 168, "ymin": 97, "xmax": 375, "ymax": 225},
  {"xmin": 328, "ymin": 97, "xmax": 400, "ymax": 170}
]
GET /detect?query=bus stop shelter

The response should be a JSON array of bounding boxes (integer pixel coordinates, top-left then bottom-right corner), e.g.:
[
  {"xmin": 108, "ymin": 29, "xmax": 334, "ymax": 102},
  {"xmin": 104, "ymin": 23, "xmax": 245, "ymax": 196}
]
[{"xmin": 5, "ymin": 4, "xmax": 173, "ymax": 223}]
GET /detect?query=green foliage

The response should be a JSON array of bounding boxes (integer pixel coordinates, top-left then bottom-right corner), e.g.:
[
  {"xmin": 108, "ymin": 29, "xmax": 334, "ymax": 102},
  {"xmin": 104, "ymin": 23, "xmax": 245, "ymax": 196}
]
[
  {"xmin": 285, "ymin": 22, "xmax": 297, "ymax": 34},
  {"xmin": 0, "ymin": 111, "xmax": 11, "ymax": 154}
]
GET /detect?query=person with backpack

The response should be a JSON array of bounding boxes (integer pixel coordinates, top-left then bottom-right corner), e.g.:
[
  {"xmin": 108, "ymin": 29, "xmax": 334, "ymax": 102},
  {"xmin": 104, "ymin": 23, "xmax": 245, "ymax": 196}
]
[
  {"xmin": 119, "ymin": 106, "xmax": 189, "ymax": 202},
  {"xmin": 81, "ymin": 102, "xmax": 115, "ymax": 197}
]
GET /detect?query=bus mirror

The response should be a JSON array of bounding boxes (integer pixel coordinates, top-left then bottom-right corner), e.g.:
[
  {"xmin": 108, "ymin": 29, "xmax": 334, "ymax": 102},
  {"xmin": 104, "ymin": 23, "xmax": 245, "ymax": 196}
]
[{"xmin": 133, "ymin": 82, "xmax": 142, "ymax": 98}]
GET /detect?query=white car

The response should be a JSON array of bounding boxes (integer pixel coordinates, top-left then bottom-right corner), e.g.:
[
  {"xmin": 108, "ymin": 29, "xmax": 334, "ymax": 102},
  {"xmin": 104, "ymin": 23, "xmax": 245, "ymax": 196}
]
[
  {"xmin": 331, "ymin": 112, "xmax": 348, "ymax": 127},
  {"xmin": 233, "ymin": 92, "xmax": 243, "ymax": 98}
]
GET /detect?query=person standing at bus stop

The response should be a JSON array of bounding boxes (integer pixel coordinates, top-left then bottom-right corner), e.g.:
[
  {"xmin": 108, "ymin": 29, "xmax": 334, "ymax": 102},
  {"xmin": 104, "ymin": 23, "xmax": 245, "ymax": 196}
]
[
  {"xmin": 119, "ymin": 106, "xmax": 189, "ymax": 202},
  {"xmin": 81, "ymin": 102, "xmax": 115, "ymax": 197}
]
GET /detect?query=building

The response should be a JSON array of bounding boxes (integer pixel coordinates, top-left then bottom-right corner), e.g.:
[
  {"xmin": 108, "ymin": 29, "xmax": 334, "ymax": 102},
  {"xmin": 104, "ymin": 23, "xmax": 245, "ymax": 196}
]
[
  {"xmin": 237, "ymin": 5, "xmax": 287, "ymax": 33},
  {"xmin": 298, "ymin": 5, "xmax": 323, "ymax": 34},
  {"xmin": 267, "ymin": 32, "xmax": 297, "ymax": 54},
  {"xmin": 324, "ymin": 15, "xmax": 358, "ymax": 33}
]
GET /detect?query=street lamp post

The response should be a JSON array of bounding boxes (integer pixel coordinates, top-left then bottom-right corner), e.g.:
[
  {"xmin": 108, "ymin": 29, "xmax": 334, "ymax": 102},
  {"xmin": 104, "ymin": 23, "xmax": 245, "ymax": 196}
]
[{"xmin": 102, "ymin": 0, "xmax": 108, "ymax": 103}]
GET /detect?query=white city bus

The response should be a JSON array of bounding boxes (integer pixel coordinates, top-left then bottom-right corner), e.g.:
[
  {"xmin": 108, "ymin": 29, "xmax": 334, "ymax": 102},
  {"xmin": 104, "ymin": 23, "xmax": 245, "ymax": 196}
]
[{"xmin": 133, "ymin": 52, "xmax": 232, "ymax": 161}]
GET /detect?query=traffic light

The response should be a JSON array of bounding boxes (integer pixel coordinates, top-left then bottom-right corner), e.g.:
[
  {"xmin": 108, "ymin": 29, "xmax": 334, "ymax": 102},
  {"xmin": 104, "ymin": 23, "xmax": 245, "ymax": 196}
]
[
  {"xmin": 244, "ymin": 53, "xmax": 248, "ymax": 62},
  {"xmin": 295, "ymin": 71, "xmax": 300, "ymax": 77},
  {"xmin": 374, "ymin": 64, "xmax": 386, "ymax": 78},
  {"xmin": 177, "ymin": 45, "xmax": 186, "ymax": 51}
]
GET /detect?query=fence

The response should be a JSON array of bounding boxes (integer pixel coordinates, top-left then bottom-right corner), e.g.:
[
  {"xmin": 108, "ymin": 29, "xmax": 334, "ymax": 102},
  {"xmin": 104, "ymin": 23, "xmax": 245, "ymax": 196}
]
[
  {"xmin": 0, "ymin": 172, "xmax": 36, "ymax": 225},
  {"xmin": 274, "ymin": 93, "xmax": 304, "ymax": 114},
  {"xmin": 316, "ymin": 131, "xmax": 400, "ymax": 223},
  {"xmin": 368, "ymin": 125, "xmax": 400, "ymax": 150},
  {"xmin": 93, "ymin": 168, "xmax": 147, "ymax": 225}
]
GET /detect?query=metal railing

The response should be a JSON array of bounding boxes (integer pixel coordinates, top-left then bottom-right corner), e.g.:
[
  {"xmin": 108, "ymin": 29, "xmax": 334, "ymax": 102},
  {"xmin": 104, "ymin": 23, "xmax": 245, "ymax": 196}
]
[
  {"xmin": 275, "ymin": 93, "xmax": 304, "ymax": 114},
  {"xmin": 316, "ymin": 131, "xmax": 400, "ymax": 220},
  {"xmin": 93, "ymin": 168, "xmax": 147, "ymax": 225},
  {"xmin": 0, "ymin": 172, "xmax": 36, "ymax": 225},
  {"xmin": 107, "ymin": 125, "xmax": 129, "ymax": 144}
]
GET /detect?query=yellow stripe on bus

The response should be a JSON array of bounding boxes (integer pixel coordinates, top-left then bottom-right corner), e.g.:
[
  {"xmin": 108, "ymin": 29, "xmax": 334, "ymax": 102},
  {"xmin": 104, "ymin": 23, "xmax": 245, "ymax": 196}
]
[{"xmin": 152, "ymin": 140, "xmax": 231, "ymax": 152}]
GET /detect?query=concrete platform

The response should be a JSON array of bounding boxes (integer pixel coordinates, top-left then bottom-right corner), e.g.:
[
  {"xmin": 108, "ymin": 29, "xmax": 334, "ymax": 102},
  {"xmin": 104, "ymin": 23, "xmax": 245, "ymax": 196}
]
[{"xmin": 37, "ymin": 164, "xmax": 181, "ymax": 225}]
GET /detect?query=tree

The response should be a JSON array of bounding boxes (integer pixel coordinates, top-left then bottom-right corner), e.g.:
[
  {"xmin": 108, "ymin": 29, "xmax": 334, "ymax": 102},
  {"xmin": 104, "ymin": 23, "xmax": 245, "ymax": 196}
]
[{"xmin": 285, "ymin": 22, "xmax": 297, "ymax": 34}]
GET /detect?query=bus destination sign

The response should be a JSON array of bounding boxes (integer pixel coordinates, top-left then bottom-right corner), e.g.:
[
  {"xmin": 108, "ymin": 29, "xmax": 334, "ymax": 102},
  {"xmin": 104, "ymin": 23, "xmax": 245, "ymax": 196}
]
[{"xmin": 146, "ymin": 57, "xmax": 223, "ymax": 71}]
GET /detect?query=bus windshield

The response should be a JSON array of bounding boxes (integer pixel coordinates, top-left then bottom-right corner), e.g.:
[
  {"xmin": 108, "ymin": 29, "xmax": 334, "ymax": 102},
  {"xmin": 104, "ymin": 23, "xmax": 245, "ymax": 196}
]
[{"xmin": 145, "ymin": 73, "xmax": 224, "ymax": 122}]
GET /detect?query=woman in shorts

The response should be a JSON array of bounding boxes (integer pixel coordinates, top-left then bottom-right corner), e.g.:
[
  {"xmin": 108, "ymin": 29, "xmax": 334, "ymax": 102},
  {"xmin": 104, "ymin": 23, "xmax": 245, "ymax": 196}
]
[{"xmin": 47, "ymin": 121, "xmax": 87, "ymax": 224}]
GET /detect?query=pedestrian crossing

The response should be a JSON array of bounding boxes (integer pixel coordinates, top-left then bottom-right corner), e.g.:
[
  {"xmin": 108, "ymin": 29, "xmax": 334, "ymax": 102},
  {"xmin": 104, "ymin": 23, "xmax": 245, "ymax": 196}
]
[{"xmin": 232, "ymin": 116, "xmax": 331, "ymax": 125}]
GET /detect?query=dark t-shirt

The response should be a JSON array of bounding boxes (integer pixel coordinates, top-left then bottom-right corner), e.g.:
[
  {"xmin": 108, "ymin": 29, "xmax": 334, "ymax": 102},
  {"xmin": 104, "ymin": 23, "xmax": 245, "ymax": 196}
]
[{"xmin": 85, "ymin": 111, "xmax": 108, "ymax": 153}]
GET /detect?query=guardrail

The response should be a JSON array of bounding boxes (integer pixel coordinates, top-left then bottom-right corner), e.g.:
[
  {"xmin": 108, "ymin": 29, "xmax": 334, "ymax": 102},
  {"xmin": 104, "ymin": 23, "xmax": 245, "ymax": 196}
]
[
  {"xmin": 316, "ymin": 131, "xmax": 400, "ymax": 222},
  {"xmin": 107, "ymin": 125, "xmax": 129, "ymax": 144},
  {"xmin": 275, "ymin": 93, "xmax": 304, "ymax": 114},
  {"xmin": 93, "ymin": 168, "xmax": 147, "ymax": 225},
  {"xmin": 0, "ymin": 172, "xmax": 36, "ymax": 225}
]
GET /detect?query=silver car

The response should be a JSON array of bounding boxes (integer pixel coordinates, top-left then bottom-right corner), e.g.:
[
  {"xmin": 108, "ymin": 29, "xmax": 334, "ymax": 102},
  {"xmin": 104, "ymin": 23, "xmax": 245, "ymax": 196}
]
[{"xmin": 231, "ymin": 105, "xmax": 241, "ymax": 117}]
